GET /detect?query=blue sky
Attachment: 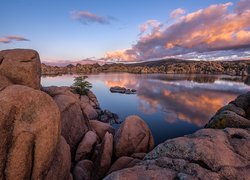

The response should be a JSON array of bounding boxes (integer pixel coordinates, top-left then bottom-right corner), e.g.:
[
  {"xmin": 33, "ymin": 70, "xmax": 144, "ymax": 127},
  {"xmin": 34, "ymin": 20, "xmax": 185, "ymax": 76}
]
[{"xmin": 0, "ymin": 0, "xmax": 249, "ymax": 62}]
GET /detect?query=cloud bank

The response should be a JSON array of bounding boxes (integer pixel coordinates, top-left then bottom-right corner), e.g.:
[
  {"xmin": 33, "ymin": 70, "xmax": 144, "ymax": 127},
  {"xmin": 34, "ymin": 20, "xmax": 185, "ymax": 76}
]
[
  {"xmin": 105, "ymin": 1, "xmax": 250, "ymax": 61},
  {"xmin": 0, "ymin": 35, "xmax": 30, "ymax": 44},
  {"xmin": 71, "ymin": 10, "xmax": 116, "ymax": 25}
]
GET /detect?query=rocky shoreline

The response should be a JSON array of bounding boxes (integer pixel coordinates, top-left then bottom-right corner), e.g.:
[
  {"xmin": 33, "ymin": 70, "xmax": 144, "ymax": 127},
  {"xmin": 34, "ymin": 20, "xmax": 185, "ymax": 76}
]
[
  {"xmin": 41, "ymin": 59, "xmax": 250, "ymax": 76},
  {"xmin": 0, "ymin": 49, "xmax": 250, "ymax": 180}
]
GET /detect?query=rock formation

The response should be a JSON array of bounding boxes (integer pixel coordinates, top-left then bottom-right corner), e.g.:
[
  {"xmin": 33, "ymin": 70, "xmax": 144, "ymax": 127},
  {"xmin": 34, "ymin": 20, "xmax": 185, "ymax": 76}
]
[
  {"xmin": 75, "ymin": 131, "xmax": 99, "ymax": 162},
  {"xmin": 0, "ymin": 49, "xmax": 157, "ymax": 180},
  {"xmin": 42, "ymin": 86, "xmax": 91, "ymax": 158},
  {"xmin": 114, "ymin": 115, "xmax": 154, "ymax": 158},
  {"xmin": 206, "ymin": 92, "xmax": 250, "ymax": 128},
  {"xmin": 0, "ymin": 85, "xmax": 63, "ymax": 179},
  {"xmin": 0, "ymin": 49, "xmax": 41, "ymax": 89},
  {"xmin": 1, "ymin": 49, "xmax": 250, "ymax": 180},
  {"xmin": 105, "ymin": 128, "xmax": 250, "ymax": 180}
]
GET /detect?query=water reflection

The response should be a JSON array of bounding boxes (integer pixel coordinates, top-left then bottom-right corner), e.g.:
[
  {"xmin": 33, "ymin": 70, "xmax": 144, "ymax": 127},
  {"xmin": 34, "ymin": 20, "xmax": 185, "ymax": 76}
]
[
  {"xmin": 137, "ymin": 80, "xmax": 236, "ymax": 126},
  {"xmin": 41, "ymin": 73, "xmax": 250, "ymax": 145}
]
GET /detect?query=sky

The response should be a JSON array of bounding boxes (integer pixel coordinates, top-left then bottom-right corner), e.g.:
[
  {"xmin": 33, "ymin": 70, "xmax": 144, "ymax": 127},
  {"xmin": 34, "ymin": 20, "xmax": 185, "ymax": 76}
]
[{"xmin": 0, "ymin": 0, "xmax": 250, "ymax": 63}]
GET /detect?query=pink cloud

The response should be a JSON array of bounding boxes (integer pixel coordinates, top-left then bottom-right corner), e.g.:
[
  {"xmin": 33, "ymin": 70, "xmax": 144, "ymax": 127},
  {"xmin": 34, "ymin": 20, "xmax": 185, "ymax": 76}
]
[
  {"xmin": 0, "ymin": 38, "xmax": 11, "ymax": 44},
  {"xmin": 105, "ymin": 2, "xmax": 250, "ymax": 61},
  {"xmin": 170, "ymin": 8, "xmax": 186, "ymax": 18},
  {"xmin": 6, "ymin": 36, "xmax": 30, "ymax": 41},
  {"xmin": 71, "ymin": 10, "xmax": 116, "ymax": 25},
  {"xmin": 235, "ymin": 0, "xmax": 250, "ymax": 13},
  {"xmin": 0, "ymin": 35, "xmax": 30, "ymax": 44},
  {"xmin": 139, "ymin": 20, "xmax": 162, "ymax": 34}
]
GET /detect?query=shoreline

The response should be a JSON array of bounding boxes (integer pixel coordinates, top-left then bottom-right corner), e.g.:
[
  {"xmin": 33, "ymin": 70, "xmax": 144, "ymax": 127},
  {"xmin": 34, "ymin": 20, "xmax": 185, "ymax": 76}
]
[{"xmin": 41, "ymin": 59, "xmax": 250, "ymax": 76}]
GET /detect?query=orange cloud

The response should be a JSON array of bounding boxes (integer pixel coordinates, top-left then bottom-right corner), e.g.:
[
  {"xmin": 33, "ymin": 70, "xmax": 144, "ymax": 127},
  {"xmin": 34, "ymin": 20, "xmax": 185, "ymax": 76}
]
[
  {"xmin": 105, "ymin": 49, "xmax": 138, "ymax": 61},
  {"xmin": 105, "ymin": 2, "xmax": 250, "ymax": 61}
]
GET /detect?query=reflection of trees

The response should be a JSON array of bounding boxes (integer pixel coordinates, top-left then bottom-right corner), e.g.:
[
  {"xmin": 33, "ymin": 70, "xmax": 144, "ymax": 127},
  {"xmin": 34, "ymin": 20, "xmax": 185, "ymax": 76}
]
[
  {"xmin": 186, "ymin": 76, "xmax": 218, "ymax": 83},
  {"xmin": 220, "ymin": 76, "xmax": 247, "ymax": 84},
  {"xmin": 244, "ymin": 76, "xmax": 250, "ymax": 85},
  {"xmin": 149, "ymin": 74, "xmax": 218, "ymax": 83},
  {"xmin": 137, "ymin": 80, "xmax": 238, "ymax": 127}
]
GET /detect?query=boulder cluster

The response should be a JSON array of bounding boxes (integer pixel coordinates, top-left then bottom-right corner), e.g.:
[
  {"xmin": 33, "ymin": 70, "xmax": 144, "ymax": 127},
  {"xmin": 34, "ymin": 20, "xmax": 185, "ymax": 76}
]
[
  {"xmin": 0, "ymin": 49, "xmax": 154, "ymax": 180},
  {"xmin": 105, "ymin": 93, "xmax": 250, "ymax": 180}
]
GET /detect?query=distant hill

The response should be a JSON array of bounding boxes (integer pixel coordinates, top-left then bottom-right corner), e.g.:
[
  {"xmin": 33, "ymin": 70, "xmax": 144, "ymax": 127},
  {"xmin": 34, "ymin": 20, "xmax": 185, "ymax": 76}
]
[
  {"xmin": 43, "ymin": 59, "xmax": 106, "ymax": 67},
  {"xmin": 41, "ymin": 58, "xmax": 250, "ymax": 76}
]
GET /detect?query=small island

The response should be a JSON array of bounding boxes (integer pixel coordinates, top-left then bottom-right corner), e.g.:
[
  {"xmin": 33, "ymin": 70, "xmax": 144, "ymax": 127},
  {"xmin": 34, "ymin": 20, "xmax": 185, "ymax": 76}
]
[{"xmin": 110, "ymin": 86, "xmax": 137, "ymax": 94}]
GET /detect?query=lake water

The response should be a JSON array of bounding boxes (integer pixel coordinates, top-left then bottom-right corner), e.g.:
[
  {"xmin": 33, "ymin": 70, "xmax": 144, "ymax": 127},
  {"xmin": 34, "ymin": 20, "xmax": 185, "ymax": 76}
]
[{"xmin": 41, "ymin": 73, "xmax": 250, "ymax": 145}]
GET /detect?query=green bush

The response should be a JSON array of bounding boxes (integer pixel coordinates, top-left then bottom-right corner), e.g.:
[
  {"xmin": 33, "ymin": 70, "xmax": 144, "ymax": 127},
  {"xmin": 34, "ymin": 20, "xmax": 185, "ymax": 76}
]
[{"xmin": 71, "ymin": 76, "xmax": 92, "ymax": 95}]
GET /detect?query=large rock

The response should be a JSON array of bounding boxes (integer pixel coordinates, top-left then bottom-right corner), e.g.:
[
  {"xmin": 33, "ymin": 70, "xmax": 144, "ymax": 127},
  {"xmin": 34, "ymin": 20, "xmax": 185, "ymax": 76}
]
[
  {"xmin": 215, "ymin": 103, "xmax": 246, "ymax": 117},
  {"xmin": 0, "ymin": 74, "xmax": 12, "ymax": 88},
  {"xmin": 75, "ymin": 131, "xmax": 99, "ymax": 162},
  {"xmin": 44, "ymin": 86, "xmax": 91, "ymax": 158},
  {"xmin": 86, "ymin": 90, "xmax": 100, "ymax": 108},
  {"xmin": 0, "ymin": 49, "xmax": 41, "ymax": 89},
  {"xmin": 105, "ymin": 128, "xmax": 250, "ymax": 180},
  {"xmin": 104, "ymin": 165, "xmax": 180, "ymax": 180},
  {"xmin": 42, "ymin": 86, "xmax": 77, "ymax": 98},
  {"xmin": 45, "ymin": 136, "xmax": 71, "ymax": 180},
  {"xmin": 114, "ymin": 115, "xmax": 154, "ymax": 157},
  {"xmin": 206, "ymin": 110, "xmax": 250, "ymax": 129},
  {"xmin": 206, "ymin": 92, "xmax": 250, "ymax": 129},
  {"xmin": 230, "ymin": 92, "xmax": 250, "ymax": 111},
  {"xmin": 107, "ymin": 156, "xmax": 140, "ymax": 175},
  {"xmin": 90, "ymin": 120, "xmax": 115, "ymax": 140},
  {"xmin": 93, "ymin": 132, "xmax": 113, "ymax": 179},
  {"xmin": 83, "ymin": 104, "xmax": 98, "ymax": 120},
  {"xmin": 131, "ymin": 153, "xmax": 146, "ymax": 159},
  {"xmin": 0, "ymin": 85, "xmax": 60, "ymax": 179}
]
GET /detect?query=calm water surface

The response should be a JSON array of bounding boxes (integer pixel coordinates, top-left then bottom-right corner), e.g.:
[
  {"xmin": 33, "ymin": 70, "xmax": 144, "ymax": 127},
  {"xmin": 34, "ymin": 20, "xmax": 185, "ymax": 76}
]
[{"xmin": 41, "ymin": 73, "xmax": 250, "ymax": 145}]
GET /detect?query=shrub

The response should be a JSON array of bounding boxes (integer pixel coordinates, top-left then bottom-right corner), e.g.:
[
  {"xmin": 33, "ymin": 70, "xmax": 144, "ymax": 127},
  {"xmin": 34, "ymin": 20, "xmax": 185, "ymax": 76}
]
[{"xmin": 71, "ymin": 76, "xmax": 92, "ymax": 95}]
